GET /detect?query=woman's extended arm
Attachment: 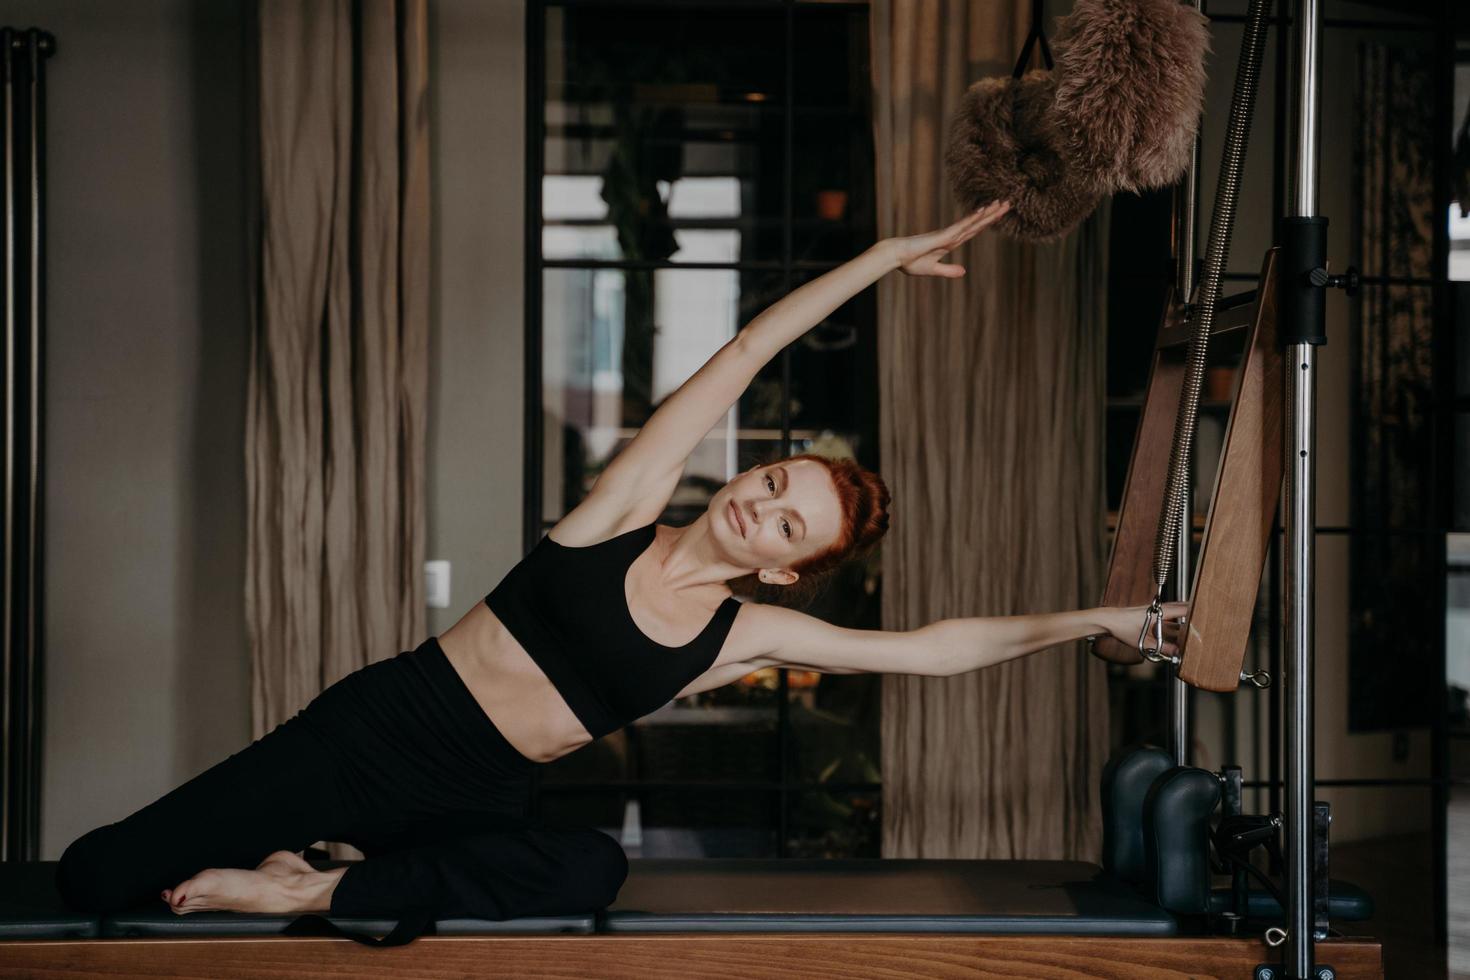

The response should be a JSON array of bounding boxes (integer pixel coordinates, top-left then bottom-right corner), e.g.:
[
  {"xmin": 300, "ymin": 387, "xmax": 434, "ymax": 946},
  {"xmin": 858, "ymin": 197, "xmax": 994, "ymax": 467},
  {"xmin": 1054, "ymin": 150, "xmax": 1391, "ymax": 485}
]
[
  {"xmin": 727, "ymin": 600, "xmax": 1187, "ymax": 678},
  {"xmin": 585, "ymin": 203, "xmax": 1012, "ymax": 520}
]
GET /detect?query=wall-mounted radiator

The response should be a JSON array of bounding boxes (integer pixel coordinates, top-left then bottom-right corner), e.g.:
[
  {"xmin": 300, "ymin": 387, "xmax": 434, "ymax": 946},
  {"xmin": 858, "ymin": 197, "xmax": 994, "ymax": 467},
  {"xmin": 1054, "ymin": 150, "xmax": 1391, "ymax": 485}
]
[{"xmin": 2, "ymin": 27, "xmax": 53, "ymax": 863}]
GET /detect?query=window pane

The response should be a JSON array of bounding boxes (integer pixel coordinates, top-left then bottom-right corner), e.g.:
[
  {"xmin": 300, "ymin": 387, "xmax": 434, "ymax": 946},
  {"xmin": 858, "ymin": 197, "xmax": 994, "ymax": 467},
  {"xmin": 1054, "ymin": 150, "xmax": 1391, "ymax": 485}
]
[
  {"xmin": 1448, "ymin": 534, "xmax": 1469, "ymax": 738},
  {"xmin": 544, "ymin": 693, "xmax": 783, "ymax": 781},
  {"xmin": 787, "ymin": 789, "xmax": 881, "ymax": 858},
  {"xmin": 534, "ymin": 4, "xmax": 886, "ymax": 835},
  {"xmin": 542, "ymin": 267, "xmax": 778, "ymax": 523},
  {"xmin": 791, "ymin": 7, "xmax": 876, "ymax": 265},
  {"xmin": 1449, "ymin": 204, "xmax": 1470, "ymax": 283},
  {"xmin": 637, "ymin": 787, "xmax": 779, "ymax": 857},
  {"xmin": 1457, "ymin": 414, "xmax": 1470, "ymax": 530},
  {"xmin": 537, "ymin": 786, "xmax": 781, "ymax": 858},
  {"xmin": 543, "ymin": 6, "xmax": 787, "ymax": 264},
  {"xmin": 632, "ymin": 705, "xmax": 780, "ymax": 783},
  {"xmin": 541, "ymin": 788, "xmax": 781, "ymax": 859},
  {"xmin": 787, "ymin": 275, "xmax": 879, "ymax": 455},
  {"xmin": 734, "ymin": 273, "xmax": 880, "ymax": 479},
  {"xmin": 789, "ymin": 672, "xmax": 881, "ymax": 784},
  {"xmin": 1457, "ymin": 285, "xmax": 1470, "ymax": 396}
]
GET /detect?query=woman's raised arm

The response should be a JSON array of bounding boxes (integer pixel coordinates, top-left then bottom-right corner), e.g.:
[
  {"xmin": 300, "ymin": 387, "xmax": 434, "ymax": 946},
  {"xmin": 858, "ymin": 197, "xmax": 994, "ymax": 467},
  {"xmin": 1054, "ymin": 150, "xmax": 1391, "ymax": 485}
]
[{"xmin": 582, "ymin": 202, "xmax": 1012, "ymax": 524}]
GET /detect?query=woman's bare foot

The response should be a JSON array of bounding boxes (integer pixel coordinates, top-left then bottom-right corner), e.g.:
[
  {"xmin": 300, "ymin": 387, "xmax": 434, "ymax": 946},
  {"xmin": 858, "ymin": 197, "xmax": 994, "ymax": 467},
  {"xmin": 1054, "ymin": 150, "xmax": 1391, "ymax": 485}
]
[
  {"xmin": 163, "ymin": 850, "xmax": 344, "ymax": 915},
  {"xmin": 256, "ymin": 849, "xmax": 315, "ymax": 877}
]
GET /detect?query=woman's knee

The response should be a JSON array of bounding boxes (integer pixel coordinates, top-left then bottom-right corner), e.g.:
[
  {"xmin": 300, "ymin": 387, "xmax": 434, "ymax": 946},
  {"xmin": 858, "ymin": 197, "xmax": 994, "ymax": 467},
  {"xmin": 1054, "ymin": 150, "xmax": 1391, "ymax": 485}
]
[
  {"xmin": 56, "ymin": 824, "xmax": 136, "ymax": 912},
  {"xmin": 567, "ymin": 827, "xmax": 628, "ymax": 909}
]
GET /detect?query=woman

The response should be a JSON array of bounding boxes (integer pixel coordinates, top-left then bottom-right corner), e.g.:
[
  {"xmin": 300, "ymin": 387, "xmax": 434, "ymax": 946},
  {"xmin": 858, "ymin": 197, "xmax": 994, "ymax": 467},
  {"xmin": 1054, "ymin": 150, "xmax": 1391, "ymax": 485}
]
[{"xmin": 57, "ymin": 201, "xmax": 1183, "ymax": 933}]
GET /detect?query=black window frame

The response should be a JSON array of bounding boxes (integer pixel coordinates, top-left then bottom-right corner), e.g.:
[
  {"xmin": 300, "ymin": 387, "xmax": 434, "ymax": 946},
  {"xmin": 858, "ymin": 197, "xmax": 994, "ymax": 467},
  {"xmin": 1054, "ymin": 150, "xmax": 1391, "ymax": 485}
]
[{"xmin": 521, "ymin": 0, "xmax": 881, "ymax": 859}]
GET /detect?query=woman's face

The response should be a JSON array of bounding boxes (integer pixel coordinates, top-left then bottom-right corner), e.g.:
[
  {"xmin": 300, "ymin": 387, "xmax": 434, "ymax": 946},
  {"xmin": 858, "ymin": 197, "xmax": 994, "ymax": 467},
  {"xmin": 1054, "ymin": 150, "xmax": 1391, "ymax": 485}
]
[{"xmin": 711, "ymin": 459, "xmax": 843, "ymax": 572}]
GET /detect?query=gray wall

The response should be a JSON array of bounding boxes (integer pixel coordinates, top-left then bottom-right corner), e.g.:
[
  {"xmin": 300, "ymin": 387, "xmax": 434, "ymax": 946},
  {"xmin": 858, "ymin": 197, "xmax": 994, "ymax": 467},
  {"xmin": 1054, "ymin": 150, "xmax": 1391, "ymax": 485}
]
[
  {"xmin": 32, "ymin": 0, "xmax": 251, "ymax": 859},
  {"xmin": 425, "ymin": 0, "xmax": 525, "ymax": 637},
  {"xmin": 33, "ymin": 0, "xmax": 526, "ymax": 858}
]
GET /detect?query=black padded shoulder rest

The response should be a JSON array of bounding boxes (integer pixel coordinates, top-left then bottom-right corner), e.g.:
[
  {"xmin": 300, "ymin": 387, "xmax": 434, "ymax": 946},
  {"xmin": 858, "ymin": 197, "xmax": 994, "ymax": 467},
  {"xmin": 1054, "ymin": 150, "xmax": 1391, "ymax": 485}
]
[
  {"xmin": 1101, "ymin": 745, "xmax": 1174, "ymax": 889},
  {"xmin": 1143, "ymin": 766, "xmax": 1221, "ymax": 916}
]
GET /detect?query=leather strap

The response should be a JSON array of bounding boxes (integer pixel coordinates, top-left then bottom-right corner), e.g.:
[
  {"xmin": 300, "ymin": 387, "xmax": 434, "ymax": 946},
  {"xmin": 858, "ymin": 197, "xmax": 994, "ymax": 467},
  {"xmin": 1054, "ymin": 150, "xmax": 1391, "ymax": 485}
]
[{"xmin": 283, "ymin": 907, "xmax": 435, "ymax": 947}]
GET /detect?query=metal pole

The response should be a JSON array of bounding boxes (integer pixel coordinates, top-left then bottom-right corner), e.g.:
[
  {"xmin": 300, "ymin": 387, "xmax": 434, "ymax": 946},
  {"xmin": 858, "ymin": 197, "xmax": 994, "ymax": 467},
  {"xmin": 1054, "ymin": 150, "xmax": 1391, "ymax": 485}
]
[
  {"xmin": 1171, "ymin": 481, "xmax": 1191, "ymax": 765},
  {"xmin": 24, "ymin": 28, "xmax": 46, "ymax": 859},
  {"xmin": 1283, "ymin": 0, "xmax": 1323, "ymax": 974},
  {"xmin": 1170, "ymin": 1, "xmax": 1203, "ymax": 767},
  {"xmin": 1, "ymin": 27, "xmax": 14, "ymax": 862},
  {"xmin": 1284, "ymin": 344, "xmax": 1317, "ymax": 975},
  {"xmin": 1175, "ymin": 97, "xmax": 1201, "ymax": 300}
]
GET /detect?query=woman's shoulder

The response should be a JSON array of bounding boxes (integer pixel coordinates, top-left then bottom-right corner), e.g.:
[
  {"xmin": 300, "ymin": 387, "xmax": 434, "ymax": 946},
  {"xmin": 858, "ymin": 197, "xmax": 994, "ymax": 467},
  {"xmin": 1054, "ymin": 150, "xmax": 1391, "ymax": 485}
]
[
  {"xmin": 544, "ymin": 494, "xmax": 656, "ymax": 548},
  {"xmin": 719, "ymin": 599, "xmax": 812, "ymax": 659}
]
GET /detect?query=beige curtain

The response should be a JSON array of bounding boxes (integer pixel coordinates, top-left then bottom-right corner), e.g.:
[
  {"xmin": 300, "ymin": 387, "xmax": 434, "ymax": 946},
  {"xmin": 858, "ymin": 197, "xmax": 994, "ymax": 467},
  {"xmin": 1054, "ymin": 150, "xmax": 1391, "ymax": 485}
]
[
  {"xmin": 873, "ymin": 0, "xmax": 1111, "ymax": 860},
  {"xmin": 247, "ymin": 0, "xmax": 430, "ymax": 738}
]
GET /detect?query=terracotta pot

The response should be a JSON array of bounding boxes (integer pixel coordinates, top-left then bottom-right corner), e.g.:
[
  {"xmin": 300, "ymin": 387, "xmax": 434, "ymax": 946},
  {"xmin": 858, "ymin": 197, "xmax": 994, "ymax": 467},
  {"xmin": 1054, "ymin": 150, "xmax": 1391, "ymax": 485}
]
[{"xmin": 815, "ymin": 189, "xmax": 848, "ymax": 221}]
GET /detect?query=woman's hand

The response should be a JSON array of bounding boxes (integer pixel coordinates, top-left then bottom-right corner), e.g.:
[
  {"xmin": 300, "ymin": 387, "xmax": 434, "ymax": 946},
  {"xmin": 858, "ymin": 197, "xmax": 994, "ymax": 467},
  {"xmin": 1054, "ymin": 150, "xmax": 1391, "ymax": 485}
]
[
  {"xmin": 888, "ymin": 201, "xmax": 1012, "ymax": 278},
  {"xmin": 1100, "ymin": 602, "xmax": 1189, "ymax": 659}
]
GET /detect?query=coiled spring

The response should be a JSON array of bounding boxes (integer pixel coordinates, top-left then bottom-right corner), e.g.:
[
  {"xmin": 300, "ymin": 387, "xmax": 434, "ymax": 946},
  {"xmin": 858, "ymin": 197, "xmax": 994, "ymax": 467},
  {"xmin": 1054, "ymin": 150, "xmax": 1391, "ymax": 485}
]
[{"xmin": 1145, "ymin": 0, "xmax": 1274, "ymax": 656}]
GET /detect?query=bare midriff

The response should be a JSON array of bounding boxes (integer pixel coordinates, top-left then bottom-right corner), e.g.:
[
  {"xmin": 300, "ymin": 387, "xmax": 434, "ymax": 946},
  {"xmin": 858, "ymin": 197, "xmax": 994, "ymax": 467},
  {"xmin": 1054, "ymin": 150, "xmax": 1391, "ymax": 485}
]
[{"xmin": 437, "ymin": 601, "xmax": 595, "ymax": 764}]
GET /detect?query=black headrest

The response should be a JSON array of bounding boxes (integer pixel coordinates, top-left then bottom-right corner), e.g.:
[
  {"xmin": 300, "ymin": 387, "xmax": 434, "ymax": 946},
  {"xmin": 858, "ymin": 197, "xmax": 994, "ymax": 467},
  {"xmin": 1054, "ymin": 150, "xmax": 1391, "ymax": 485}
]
[
  {"xmin": 1142, "ymin": 766, "xmax": 1221, "ymax": 916},
  {"xmin": 1100, "ymin": 745, "xmax": 1174, "ymax": 888}
]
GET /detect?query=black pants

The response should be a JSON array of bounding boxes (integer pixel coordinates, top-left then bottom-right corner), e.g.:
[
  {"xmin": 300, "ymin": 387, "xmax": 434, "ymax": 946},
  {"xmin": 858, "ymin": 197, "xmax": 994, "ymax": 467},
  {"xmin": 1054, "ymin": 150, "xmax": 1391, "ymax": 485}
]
[{"xmin": 56, "ymin": 637, "xmax": 626, "ymax": 926}]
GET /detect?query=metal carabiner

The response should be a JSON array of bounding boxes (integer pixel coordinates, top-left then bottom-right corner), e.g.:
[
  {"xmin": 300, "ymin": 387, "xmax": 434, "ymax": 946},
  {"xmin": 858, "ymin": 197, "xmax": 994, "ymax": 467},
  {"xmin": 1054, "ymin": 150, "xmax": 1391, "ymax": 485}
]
[
  {"xmin": 1138, "ymin": 594, "xmax": 1178, "ymax": 665},
  {"xmin": 1136, "ymin": 596, "xmax": 1162, "ymax": 658},
  {"xmin": 1139, "ymin": 594, "xmax": 1183, "ymax": 667}
]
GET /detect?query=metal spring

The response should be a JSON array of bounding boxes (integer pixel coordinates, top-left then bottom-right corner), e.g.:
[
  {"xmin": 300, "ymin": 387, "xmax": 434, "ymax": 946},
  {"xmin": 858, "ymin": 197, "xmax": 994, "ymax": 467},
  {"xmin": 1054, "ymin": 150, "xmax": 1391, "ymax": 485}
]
[{"xmin": 1151, "ymin": 0, "xmax": 1274, "ymax": 593}]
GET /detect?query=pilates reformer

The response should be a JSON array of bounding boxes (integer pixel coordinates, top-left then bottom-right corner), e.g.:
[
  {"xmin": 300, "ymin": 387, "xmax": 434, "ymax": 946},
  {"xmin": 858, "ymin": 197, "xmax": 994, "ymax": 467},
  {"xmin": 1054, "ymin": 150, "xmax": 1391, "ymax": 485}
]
[{"xmin": 0, "ymin": 743, "xmax": 1381, "ymax": 978}]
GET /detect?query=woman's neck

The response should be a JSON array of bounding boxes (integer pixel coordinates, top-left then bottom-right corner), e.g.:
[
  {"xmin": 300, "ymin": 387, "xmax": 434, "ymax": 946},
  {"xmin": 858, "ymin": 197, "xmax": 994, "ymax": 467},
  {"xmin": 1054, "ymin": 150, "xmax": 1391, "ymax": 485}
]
[{"xmin": 653, "ymin": 516, "xmax": 747, "ymax": 596}]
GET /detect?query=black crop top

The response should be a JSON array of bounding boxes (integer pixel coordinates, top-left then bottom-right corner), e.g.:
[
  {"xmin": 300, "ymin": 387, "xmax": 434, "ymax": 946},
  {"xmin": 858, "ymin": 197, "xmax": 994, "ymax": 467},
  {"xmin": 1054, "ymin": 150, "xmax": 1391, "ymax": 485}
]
[{"xmin": 483, "ymin": 523, "xmax": 743, "ymax": 739}]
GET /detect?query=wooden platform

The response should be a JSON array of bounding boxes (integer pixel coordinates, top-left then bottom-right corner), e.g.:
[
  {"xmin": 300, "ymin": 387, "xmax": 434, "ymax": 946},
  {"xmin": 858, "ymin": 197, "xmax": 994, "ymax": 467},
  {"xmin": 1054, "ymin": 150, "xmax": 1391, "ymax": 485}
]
[{"xmin": 0, "ymin": 933, "xmax": 1384, "ymax": 979}]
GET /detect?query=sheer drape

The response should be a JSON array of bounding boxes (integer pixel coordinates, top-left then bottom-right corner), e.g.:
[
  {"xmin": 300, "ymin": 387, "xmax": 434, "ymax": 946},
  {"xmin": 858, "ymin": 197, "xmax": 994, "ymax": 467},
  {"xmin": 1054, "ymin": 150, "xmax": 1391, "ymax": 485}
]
[
  {"xmin": 872, "ymin": 0, "xmax": 1111, "ymax": 860},
  {"xmin": 247, "ymin": 0, "xmax": 430, "ymax": 738}
]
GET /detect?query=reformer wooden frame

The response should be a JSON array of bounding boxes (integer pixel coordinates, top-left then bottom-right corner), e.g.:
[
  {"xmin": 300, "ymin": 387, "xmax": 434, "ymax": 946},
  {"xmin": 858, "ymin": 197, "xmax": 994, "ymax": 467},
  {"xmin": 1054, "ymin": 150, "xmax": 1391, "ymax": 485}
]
[
  {"xmin": 0, "ymin": 933, "xmax": 1384, "ymax": 979},
  {"xmin": 1093, "ymin": 248, "xmax": 1284, "ymax": 692}
]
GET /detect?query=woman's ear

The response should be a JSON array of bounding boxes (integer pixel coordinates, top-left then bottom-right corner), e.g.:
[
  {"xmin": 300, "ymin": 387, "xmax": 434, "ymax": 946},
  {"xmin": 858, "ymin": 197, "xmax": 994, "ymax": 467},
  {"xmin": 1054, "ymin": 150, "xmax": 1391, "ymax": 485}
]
[{"xmin": 758, "ymin": 568, "xmax": 799, "ymax": 587}]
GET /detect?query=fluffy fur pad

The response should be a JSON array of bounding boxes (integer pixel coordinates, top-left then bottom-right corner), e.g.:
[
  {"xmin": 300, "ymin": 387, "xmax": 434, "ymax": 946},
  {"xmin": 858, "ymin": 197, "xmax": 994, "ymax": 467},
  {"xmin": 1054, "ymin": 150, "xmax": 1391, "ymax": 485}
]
[{"xmin": 945, "ymin": 0, "xmax": 1211, "ymax": 240}]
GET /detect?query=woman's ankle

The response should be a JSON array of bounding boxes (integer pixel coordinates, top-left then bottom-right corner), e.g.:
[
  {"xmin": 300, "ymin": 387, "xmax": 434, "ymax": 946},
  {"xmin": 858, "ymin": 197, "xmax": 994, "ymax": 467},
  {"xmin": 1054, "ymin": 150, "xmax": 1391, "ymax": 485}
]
[{"xmin": 287, "ymin": 866, "xmax": 349, "ymax": 913}]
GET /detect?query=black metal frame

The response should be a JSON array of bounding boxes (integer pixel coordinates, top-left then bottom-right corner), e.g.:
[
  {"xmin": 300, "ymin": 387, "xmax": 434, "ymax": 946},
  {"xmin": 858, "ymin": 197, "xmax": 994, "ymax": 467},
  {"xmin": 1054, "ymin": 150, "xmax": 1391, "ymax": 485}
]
[
  {"xmin": 1, "ymin": 27, "xmax": 53, "ymax": 863},
  {"xmin": 1109, "ymin": 0, "xmax": 1454, "ymax": 961},
  {"xmin": 522, "ymin": 0, "xmax": 877, "ymax": 857},
  {"xmin": 1259, "ymin": 0, "xmax": 1453, "ymax": 958}
]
